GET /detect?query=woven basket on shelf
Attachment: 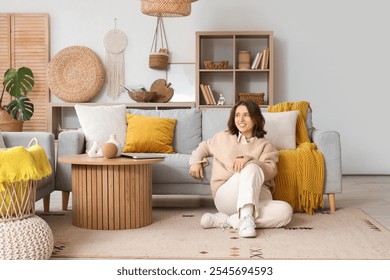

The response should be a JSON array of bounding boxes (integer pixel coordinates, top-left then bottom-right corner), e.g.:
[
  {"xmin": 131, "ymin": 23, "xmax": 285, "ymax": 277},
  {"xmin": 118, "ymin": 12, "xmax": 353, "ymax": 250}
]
[
  {"xmin": 128, "ymin": 91, "xmax": 157, "ymax": 103},
  {"xmin": 204, "ymin": 60, "xmax": 229, "ymax": 69},
  {"xmin": 141, "ymin": 0, "xmax": 197, "ymax": 17},
  {"xmin": 239, "ymin": 92, "xmax": 265, "ymax": 105}
]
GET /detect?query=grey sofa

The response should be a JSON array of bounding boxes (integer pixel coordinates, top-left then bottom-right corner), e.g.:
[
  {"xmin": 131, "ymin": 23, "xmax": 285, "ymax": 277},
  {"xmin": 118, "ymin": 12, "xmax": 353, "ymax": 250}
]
[
  {"xmin": 56, "ymin": 107, "xmax": 342, "ymax": 212},
  {"xmin": 1, "ymin": 132, "xmax": 55, "ymax": 212}
]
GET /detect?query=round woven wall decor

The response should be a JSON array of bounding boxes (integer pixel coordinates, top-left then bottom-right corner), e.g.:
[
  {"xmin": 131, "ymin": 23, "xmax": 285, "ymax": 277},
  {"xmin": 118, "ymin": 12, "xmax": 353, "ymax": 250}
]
[{"xmin": 47, "ymin": 46, "xmax": 105, "ymax": 102}]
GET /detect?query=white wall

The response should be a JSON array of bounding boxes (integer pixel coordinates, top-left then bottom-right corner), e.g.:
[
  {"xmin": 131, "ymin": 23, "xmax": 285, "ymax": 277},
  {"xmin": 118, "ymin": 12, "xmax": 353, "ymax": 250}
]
[{"xmin": 3, "ymin": 0, "xmax": 390, "ymax": 174}]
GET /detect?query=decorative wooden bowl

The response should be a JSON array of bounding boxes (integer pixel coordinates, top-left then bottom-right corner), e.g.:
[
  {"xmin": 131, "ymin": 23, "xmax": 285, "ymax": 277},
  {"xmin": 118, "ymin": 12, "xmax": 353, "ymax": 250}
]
[{"xmin": 128, "ymin": 91, "xmax": 156, "ymax": 103}]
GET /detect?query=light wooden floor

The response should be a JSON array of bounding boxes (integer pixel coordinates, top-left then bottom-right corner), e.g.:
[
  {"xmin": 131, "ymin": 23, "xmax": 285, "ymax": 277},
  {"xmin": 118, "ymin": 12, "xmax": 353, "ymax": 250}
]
[
  {"xmin": 329, "ymin": 175, "xmax": 390, "ymax": 230},
  {"xmin": 37, "ymin": 175, "xmax": 390, "ymax": 231}
]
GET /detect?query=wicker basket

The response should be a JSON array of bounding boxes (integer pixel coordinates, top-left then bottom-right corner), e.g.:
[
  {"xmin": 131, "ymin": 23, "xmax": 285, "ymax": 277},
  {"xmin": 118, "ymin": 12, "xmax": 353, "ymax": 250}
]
[
  {"xmin": 0, "ymin": 137, "xmax": 39, "ymax": 222},
  {"xmin": 128, "ymin": 91, "xmax": 157, "ymax": 102},
  {"xmin": 0, "ymin": 181, "xmax": 36, "ymax": 222},
  {"xmin": 0, "ymin": 110, "xmax": 23, "ymax": 132},
  {"xmin": 204, "ymin": 60, "xmax": 229, "ymax": 69},
  {"xmin": 149, "ymin": 50, "xmax": 169, "ymax": 70},
  {"xmin": 239, "ymin": 92, "xmax": 265, "ymax": 105}
]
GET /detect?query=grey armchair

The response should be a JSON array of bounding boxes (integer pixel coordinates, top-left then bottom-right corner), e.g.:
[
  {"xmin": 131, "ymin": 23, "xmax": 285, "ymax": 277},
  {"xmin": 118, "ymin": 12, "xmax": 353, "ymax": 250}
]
[{"xmin": 1, "ymin": 132, "xmax": 55, "ymax": 212}]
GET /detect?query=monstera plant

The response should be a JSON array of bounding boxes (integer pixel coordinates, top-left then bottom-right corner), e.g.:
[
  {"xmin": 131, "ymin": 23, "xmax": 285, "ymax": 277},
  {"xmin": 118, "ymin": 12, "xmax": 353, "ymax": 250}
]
[{"xmin": 0, "ymin": 66, "xmax": 35, "ymax": 121}]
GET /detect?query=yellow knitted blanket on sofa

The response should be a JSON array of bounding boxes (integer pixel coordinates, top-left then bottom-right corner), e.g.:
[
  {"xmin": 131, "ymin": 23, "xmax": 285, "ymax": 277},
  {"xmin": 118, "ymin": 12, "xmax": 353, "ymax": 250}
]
[{"xmin": 268, "ymin": 101, "xmax": 324, "ymax": 214}]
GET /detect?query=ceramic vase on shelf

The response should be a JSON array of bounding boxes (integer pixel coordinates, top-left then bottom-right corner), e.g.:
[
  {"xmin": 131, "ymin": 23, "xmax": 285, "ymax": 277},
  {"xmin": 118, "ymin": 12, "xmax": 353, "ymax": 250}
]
[
  {"xmin": 238, "ymin": 50, "xmax": 251, "ymax": 69},
  {"xmin": 102, "ymin": 134, "xmax": 122, "ymax": 159}
]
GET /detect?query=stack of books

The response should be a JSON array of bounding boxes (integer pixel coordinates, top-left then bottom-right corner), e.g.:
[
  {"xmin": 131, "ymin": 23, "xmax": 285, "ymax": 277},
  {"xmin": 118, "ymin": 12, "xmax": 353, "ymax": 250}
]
[
  {"xmin": 250, "ymin": 48, "xmax": 270, "ymax": 70},
  {"xmin": 199, "ymin": 84, "xmax": 216, "ymax": 105}
]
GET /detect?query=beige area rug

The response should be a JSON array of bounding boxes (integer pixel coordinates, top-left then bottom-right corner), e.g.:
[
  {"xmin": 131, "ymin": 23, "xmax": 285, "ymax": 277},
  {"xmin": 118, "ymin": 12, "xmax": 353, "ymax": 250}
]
[{"xmin": 38, "ymin": 207, "xmax": 390, "ymax": 260}]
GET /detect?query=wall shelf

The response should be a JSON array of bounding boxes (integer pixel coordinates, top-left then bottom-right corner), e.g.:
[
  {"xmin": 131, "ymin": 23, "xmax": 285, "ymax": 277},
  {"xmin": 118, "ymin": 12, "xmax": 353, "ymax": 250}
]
[
  {"xmin": 49, "ymin": 102, "xmax": 195, "ymax": 137},
  {"xmin": 196, "ymin": 31, "xmax": 274, "ymax": 108}
]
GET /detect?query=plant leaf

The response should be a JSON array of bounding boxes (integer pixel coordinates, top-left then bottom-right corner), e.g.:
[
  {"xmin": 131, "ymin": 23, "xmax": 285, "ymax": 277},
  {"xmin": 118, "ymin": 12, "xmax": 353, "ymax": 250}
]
[
  {"xmin": 3, "ymin": 67, "xmax": 34, "ymax": 98},
  {"xmin": 6, "ymin": 96, "xmax": 34, "ymax": 120}
]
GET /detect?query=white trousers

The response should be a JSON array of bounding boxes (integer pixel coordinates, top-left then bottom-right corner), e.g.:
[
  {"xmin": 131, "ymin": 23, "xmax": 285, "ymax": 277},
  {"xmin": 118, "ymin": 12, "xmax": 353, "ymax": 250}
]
[{"xmin": 214, "ymin": 163, "xmax": 293, "ymax": 229}]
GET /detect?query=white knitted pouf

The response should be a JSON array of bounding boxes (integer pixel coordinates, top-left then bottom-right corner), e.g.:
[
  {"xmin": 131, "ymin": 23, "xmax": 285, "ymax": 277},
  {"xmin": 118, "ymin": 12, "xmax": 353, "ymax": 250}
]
[{"xmin": 0, "ymin": 215, "xmax": 54, "ymax": 260}]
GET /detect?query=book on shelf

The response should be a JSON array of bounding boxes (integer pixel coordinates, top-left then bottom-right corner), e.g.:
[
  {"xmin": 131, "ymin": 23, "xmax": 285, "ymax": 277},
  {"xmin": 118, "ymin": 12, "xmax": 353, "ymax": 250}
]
[
  {"xmin": 260, "ymin": 48, "xmax": 270, "ymax": 69},
  {"xmin": 200, "ymin": 84, "xmax": 212, "ymax": 105},
  {"xmin": 250, "ymin": 52, "xmax": 263, "ymax": 69},
  {"xmin": 206, "ymin": 85, "xmax": 217, "ymax": 105},
  {"xmin": 255, "ymin": 52, "xmax": 263, "ymax": 69},
  {"xmin": 200, "ymin": 84, "xmax": 217, "ymax": 105},
  {"xmin": 200, "ymin": 84, "xmax": 210, "ymax": 104}
]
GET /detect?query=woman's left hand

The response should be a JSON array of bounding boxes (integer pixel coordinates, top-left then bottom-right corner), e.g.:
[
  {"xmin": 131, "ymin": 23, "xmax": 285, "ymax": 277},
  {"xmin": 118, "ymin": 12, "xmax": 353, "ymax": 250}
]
[{"xmin": 232, "ymin": 157, "xmax": 245, "ymax": 173}]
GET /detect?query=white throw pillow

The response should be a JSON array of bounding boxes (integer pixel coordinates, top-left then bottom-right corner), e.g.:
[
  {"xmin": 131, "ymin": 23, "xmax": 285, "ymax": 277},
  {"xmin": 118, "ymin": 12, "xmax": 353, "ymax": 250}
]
[
  {"xmin": 75, "ymin": 104, "xmax": 127, "ymax": 153},
  {"xmin": 263, "ymin": 110, "xmax": 299, "ymax": 150}
]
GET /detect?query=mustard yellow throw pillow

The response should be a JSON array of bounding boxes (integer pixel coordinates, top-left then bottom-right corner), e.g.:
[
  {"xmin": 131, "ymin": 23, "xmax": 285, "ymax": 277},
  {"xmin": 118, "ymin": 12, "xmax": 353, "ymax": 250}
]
[{"xmin": 124, "ymin": 114, "xmax": 177, "ymax": 153}]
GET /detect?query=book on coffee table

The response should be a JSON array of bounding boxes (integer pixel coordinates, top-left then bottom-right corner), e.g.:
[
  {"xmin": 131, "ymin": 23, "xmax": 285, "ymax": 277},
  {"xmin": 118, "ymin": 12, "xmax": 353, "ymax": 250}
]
[{"xmin": 121, "ymin": 153, "xmax": 166, "ymax": 159}]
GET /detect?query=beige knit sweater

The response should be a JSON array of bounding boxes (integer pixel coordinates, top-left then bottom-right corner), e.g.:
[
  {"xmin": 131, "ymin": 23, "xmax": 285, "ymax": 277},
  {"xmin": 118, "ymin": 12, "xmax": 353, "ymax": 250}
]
[{"xmin": 189, "ymin": 130, "xmax": 279, "ymax": 197}]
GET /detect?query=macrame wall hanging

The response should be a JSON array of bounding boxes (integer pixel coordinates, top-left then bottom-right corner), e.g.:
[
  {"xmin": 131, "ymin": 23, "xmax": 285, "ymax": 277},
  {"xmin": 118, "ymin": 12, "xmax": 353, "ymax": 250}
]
[{"xmin": 104, "ymin": 19, "xmax": 128, "ymax": 99}]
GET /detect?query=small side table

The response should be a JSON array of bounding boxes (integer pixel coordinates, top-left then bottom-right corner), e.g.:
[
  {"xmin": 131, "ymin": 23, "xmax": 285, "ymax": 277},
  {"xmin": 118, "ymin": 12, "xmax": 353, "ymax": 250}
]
[{"xmin": 58, "ymin": 154, "xmax": 164, "ymax": 230}]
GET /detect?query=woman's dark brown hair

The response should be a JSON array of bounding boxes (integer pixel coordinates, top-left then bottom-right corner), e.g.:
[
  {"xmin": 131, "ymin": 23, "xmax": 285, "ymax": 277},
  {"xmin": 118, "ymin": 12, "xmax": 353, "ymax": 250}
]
[{"xmin": 227, "ymin": 99, "xmax": 267, "ymax": 138}]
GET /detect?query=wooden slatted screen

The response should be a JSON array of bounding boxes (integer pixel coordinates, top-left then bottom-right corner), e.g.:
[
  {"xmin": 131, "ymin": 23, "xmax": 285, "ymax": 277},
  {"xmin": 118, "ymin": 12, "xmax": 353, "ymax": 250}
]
[
  {"xmin": 10, "ymin": 13, "xmax": 49, "ymax": 132},
  {"xmin": 0, "ymin": 14, "xmax": 11, "ymax": 107},
  {"xmin": 0, "ymin": 13, "xmax": 49, "ymax": 131}
]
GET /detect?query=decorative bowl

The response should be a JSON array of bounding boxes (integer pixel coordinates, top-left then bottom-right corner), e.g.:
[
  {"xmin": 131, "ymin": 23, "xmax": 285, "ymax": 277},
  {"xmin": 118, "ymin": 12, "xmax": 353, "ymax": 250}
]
[
  {"xmin": 128, "ymin": 91, "xmax": 156, "ymax": 103},
  {"xmin": 203, "ymin": 60, "xmax": 229, "ymax": 69}
]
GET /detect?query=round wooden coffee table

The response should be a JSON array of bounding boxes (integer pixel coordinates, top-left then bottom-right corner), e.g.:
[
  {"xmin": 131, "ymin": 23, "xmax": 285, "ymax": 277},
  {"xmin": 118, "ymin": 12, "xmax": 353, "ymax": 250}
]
[{"xmin": 58, "ymin": 154, "xmax": 164, "ymax": 230}]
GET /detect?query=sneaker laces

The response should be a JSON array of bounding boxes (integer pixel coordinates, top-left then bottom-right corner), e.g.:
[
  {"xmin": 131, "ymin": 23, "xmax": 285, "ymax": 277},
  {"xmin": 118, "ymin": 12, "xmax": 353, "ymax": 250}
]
[
  {"xmin": 214, "ymin": 213, "xmax": 230, "ymax": 230},
  {"xmin": 239, "ymin": 215, "xmax": 256, "ymax": 231}
]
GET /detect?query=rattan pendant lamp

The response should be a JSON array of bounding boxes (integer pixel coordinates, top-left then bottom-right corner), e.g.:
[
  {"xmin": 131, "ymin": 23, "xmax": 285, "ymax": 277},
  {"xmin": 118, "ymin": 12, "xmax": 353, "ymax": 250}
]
[{"xmin": 140, "ymin": 0, "xmax": 198, "ymax": 17}]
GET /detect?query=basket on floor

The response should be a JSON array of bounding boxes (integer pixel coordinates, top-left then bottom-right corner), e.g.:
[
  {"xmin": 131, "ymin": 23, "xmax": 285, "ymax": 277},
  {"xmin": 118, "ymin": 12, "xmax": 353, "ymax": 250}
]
[
  {"xmin": 0, "ymin": 181, "xmax": 36, "ymax": 222},
  {"xmin": 0, "ymin": 137, "xmax": 40, "ymax": 221},
  {"xmin": 239, "ymin": 92, "xmax": 265, "ymax": 105}
]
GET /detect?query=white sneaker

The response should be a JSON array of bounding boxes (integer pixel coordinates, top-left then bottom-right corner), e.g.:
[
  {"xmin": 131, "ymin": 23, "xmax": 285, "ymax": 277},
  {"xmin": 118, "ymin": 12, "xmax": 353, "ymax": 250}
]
[
  {"xmin": 238, "ymin": 215, "xmax": 256, "ymax": 238},
  {"xmin": 200, "ymin": 212, "xmax": 229, "ymax": 229}
]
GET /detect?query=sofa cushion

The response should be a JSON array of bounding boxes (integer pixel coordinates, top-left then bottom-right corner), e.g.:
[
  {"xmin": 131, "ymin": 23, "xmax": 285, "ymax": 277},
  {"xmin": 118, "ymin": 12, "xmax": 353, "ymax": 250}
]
[
  {"xmin": 75, "ymin": 104, "xmax": 127, "ymax": 153},
  {"xmin": 127, "ymin": 108, "xmax": 202, "ymax": 154},
  {"xmin": 123, "ymin": 114, "xmax": 177, "ymax": 153},
  {"xmin": 201, "ymin": 108, "xmax": 299, "ymax": 150},
  {"xmin": 153, "ymin": 153, "xmax": 208, "ymax": 184},
  {"xmin": 263, "ymin": 111, "xmax": 299, "ymax": 150},
  {"xmin": 201, "ymin": 108, "xmax": 231, "ymax": 141}
]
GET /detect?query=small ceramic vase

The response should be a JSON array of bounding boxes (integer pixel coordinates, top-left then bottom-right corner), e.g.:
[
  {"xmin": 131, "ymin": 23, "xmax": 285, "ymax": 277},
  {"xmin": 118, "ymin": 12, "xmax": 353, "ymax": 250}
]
[
  {"xmin": 103, "ymin": 134, "xmax": 122, "ymax": 158},
  {"xmin": 87, "ymin": 141, "xmax": 103, "ymax": 158}
]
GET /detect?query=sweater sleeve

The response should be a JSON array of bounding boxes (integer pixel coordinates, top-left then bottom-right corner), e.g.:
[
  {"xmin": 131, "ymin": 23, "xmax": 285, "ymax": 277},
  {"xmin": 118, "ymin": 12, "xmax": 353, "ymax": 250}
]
[
  {"xmin": 243, "ymin": 140, "xmax": 279, "ymax": 182},
  {"xmin": 189, "ymin": 140, "xmax": 212, "ymax": 167},
  {"xmin": 257, "ymin": 143, "xmax": 279, "ymax": 181}
]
